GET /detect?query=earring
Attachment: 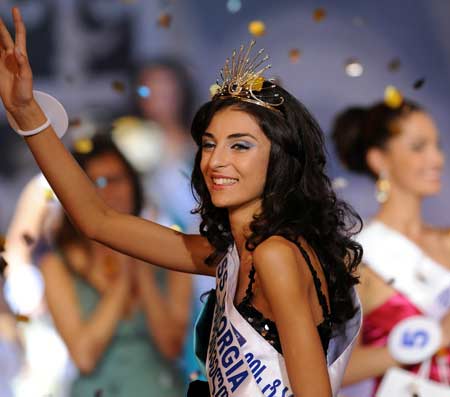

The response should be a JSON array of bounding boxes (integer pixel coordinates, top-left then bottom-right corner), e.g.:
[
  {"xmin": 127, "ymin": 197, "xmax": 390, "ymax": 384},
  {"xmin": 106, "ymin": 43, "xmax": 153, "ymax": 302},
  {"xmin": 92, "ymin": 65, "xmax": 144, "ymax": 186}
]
[{"xmin": 376, "ymin": 171, "xmax": 390, "ymax": 203}]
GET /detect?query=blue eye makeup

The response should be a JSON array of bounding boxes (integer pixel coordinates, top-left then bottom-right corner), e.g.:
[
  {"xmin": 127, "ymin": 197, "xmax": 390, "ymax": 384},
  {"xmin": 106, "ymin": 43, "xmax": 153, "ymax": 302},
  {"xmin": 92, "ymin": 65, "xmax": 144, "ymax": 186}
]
[{"xmin": 231, "ymin": 141, "xmax": 253, "ymax": 151}]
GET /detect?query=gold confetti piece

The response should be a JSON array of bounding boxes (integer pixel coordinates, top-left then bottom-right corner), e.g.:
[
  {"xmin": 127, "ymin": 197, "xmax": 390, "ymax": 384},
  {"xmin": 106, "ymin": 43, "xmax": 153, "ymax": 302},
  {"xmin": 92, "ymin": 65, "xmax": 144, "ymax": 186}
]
[
  {"xmin": 74, "ymin": 138, "xmax": 93, "ymax": 154},
  {"xmin": 0, "ymin": 235, "xmax": 5, "ymax": 252},
  {"xmin": 157, "ymin": 12, "xmax": 172, "ymax": 28},
  {"xmin": 248, "ymin": 20, "xmax": 266, "ymax": 37},
  {"xmin": 209, "ymin": 83, "xmax": 221, "ymax": 98},
  {"xmin": 0, "ymin": 256, "xmax": 8, "ymax": 277},
  {"xmin": 384, "ymin": 85, "xmax": 403, "ymax": 109},
  {"xmin": 313, "ymin": 8, "xmax": 326, "ymax": 22},
  {"xmin": 413, "ymin": 77, "xmax": 425, "ymax": 90},
  {"xmin": 289, "ymin": 48, "xmax": 301, "ymax": 63},
  {"xmin": 170, "ymin": 224, "xmax": 183, "ymax": 232},
  {"xmin": 112, "ymin": 80, "xmax": 126, "ymax": 93},
  {"xmin": 22, "ymin": 233, "xmax": 35, "ymax": 246},
  {"xmin": 44, "ymin": 188, "xmax": 55, "ymax": 201},
  {"xmin": 388, "ymin": 57, "xmax": 401, "ymax": 72},
  {"xmin": 69, "ymin": 118, "xmax": 82, "ymax": 128},
  {"xmin": 15, "ymin": 314, "xmax": 30, "ymax": 323},
  {"xmin": 344, "ymin": 58, "xmax": 363, "ymax": 77}
]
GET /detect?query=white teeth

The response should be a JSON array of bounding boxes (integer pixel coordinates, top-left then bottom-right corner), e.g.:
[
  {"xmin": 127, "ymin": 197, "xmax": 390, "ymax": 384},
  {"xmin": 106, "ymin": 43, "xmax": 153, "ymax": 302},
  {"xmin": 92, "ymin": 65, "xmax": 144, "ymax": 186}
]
[{"xmin": 213, "ymin": 178, "xmax": 238, "ymax": 186}]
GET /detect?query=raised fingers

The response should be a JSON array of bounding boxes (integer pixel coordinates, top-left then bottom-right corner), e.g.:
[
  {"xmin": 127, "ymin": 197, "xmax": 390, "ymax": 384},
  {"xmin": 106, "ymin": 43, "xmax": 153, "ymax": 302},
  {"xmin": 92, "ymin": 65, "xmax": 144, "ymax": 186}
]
[
  {"xmin": 0, "ymin": 14, "xmax": 15, "ymax": 51},
  {"xmin": 12, "ymin": 7, "xmax": 27, "ymax": 56}
]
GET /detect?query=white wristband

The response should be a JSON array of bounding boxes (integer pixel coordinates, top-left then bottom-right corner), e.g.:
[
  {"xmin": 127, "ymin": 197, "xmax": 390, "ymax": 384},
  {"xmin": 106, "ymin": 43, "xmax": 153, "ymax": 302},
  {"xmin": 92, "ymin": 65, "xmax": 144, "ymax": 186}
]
[
  {"xmin": 6, "ymin": 90, "xmax": 69, "ymax": 138},
  {"xmin": 16, "ymin": 118, "xmax": 51, "ymax": 137}
]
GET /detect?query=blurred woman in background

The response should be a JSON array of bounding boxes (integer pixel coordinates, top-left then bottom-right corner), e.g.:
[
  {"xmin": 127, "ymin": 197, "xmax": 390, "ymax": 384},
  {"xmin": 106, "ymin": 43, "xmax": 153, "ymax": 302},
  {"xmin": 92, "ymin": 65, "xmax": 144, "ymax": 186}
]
[
  {"xmin": 40, "ymin": 134, "xmax": 191, "ymax": 397},
  {"xmin": 332, "ymin": 100, "xmax": 450, "ymax": 396}
]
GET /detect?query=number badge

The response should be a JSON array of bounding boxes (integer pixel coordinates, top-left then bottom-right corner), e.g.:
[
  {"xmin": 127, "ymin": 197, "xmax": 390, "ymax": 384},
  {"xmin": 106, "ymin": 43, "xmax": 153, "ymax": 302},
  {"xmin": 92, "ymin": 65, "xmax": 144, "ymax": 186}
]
[{"xmin": 388, "ymin": 315, "xmax": 442, "ymax": 364}]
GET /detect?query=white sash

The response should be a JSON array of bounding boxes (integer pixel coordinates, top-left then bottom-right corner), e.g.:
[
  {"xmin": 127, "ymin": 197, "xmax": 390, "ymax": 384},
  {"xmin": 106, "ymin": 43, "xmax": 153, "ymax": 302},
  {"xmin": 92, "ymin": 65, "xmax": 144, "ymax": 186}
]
[
  {"xmin": 205, "ymin": 244, "xmax": 361, "ymax": 397},
  {"xmin": 357, "ymin": 221, "xmax": 450, "ymax": 320}
]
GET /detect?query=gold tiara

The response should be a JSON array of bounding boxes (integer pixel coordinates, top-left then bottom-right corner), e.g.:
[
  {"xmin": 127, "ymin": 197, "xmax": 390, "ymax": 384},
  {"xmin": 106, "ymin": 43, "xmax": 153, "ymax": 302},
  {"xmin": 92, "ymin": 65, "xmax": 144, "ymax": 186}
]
[{"xmin": 211, "ymin": 40, "xmax": 284, "ymax": 113}]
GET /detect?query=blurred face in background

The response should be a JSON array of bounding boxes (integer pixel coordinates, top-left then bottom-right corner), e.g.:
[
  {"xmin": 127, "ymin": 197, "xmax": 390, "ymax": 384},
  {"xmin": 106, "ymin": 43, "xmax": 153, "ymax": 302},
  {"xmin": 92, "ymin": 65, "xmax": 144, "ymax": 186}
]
[
  {"xmin": 137, "ymin": 66, "xmax": 182, "ymax": 125},
  {"xmin": 376, "ymin": 111, "xmax": 445, "ymax": 198},
  {"xmin": 85, "ymin": 152, "xmax": 135, "ymax": 214}
]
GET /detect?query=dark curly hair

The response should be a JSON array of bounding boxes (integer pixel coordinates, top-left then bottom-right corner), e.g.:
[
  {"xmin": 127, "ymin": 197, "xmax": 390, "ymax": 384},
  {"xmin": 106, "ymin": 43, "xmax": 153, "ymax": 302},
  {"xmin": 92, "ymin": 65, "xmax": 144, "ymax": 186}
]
[
  {"xmin": 331, "ymin": 100, "xmax": 422, "ymax": 178},
  {"xmin": 190, "ymin": 82, "xmax": 363, "ymax": 324}
]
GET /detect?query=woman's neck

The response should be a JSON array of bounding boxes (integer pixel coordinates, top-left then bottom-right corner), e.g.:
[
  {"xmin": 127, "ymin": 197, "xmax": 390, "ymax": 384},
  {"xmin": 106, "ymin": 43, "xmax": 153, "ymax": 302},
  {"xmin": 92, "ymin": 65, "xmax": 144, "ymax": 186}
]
[
  {"xmin": 375, "ymin": 187, "xmax": 425, "ymax": 238},
  {"xmin": 228, "ymin": 200, "xmax": 261, "ymax": 256}
]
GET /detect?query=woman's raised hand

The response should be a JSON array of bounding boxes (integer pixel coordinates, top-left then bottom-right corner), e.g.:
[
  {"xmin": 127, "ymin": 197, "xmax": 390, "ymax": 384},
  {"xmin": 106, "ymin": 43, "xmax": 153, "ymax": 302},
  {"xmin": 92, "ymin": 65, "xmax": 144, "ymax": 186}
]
[{"xmin": 0, "ymin": 7, "xmax": 34, "ymax": 116}]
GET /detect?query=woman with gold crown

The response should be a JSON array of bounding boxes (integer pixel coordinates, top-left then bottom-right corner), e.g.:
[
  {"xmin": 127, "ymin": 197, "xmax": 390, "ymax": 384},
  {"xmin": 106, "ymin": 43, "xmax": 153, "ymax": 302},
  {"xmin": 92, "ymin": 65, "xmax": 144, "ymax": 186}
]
[{"xmin": 0, "ymin": 8, "xmax": 362, "ymax": 397}]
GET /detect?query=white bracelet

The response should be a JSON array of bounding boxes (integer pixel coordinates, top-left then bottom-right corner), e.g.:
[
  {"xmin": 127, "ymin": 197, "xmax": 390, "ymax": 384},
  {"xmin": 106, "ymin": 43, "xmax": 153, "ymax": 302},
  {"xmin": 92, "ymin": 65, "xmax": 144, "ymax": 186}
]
[
  {"xmin": 16, "ymin": 118, "xmax": 51, "ymax": 137},
  {"xmin": 6, "ymin": 90, "xmax": 69, "ymax": 138}
]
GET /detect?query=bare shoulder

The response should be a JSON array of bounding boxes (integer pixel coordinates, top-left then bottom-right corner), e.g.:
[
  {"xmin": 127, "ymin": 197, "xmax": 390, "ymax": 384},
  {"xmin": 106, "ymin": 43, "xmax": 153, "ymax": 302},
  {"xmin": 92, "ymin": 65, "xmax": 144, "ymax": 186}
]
[
  {"xmin": 253, "ymin": 236, "xmax": 299, "ymax": 269},
  {"xmin": 253, "ymin": 236, "xmax": 309, "ymax": 290}
]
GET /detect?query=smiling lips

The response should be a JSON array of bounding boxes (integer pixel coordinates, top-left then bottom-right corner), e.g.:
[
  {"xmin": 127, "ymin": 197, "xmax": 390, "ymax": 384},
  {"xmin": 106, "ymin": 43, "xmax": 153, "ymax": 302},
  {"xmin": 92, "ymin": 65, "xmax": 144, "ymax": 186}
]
[{"xmin": 211, "ymin": 177, "xmax": 239, "ymax": 189}]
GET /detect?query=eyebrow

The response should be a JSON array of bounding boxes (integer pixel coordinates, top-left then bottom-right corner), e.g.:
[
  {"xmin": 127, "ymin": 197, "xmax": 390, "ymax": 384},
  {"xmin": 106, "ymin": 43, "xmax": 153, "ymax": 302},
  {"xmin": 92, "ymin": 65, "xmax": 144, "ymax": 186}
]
[{"xmin": 203, "ymin": 132, "xmax": 258, "ymax": 141}]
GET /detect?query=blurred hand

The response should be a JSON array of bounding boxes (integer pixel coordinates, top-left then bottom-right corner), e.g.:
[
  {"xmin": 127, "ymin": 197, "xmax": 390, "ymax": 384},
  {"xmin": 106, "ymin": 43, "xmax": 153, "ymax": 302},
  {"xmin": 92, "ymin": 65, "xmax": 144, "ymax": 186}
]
[{"xmin": 0, "ymin": 7, "xmax": 34, "ymax": 115}]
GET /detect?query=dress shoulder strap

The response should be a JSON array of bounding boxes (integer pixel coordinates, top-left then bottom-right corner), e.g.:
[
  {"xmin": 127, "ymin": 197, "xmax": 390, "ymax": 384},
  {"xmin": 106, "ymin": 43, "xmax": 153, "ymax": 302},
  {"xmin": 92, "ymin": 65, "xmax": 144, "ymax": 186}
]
[{"xmin": 293, "ymin": 240, "xmax": 332, "ymax": 321}]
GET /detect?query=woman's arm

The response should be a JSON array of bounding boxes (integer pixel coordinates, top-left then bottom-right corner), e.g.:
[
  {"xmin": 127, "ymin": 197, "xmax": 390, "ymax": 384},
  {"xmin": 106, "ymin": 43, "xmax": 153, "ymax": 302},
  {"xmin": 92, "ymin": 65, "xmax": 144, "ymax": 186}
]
[
  {"xmin": 342, "ymin": 266, "xmax": 398, "ymax": 385},
  {"xmin": 136, "ymin": 262, "xmax": 193, "ymax": 360},
  {"xmin": 253, "ymin": 236, "xmax": 332, "ymax": 397},
  {"xmin": 41, "ymin": 252, "xmax": 132, "ymax": 374},
  {"xmin": 0, "ymin": 8, "xmax": 214, "ymax": 276}
]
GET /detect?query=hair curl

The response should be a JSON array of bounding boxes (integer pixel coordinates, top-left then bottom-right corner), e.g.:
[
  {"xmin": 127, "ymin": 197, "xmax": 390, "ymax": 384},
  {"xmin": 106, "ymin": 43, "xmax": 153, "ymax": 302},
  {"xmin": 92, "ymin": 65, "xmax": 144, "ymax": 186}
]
[{"xmin": 190, "ymin": 82, "xmax": 363, "ymax": 324}]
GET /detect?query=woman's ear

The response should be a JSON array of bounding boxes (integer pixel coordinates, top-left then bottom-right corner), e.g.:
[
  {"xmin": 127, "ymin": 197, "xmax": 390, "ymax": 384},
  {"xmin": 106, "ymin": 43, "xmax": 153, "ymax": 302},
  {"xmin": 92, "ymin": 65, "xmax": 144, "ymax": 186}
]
[{"xmin": 366, "ymin": 147, "xmax": 388, "ymax": 176}]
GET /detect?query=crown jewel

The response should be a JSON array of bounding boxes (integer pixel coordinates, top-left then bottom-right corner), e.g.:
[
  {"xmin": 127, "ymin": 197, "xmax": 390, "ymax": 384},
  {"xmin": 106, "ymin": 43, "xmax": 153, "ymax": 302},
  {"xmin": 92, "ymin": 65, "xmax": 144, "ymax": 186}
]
[{"xmin": 212, "ymin": 40, "xmax": 284, "ymax": 113}]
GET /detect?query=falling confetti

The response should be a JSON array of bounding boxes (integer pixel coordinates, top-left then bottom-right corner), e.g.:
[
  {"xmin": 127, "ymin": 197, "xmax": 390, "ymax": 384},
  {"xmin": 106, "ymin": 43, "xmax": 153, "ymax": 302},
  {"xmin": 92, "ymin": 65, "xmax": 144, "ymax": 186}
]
[
  {"xmin": 22, "ymin": 233, "xmax": 35, "ymax": 246},
  {"xmin": 157, "ymin": 12, "xmax": 172, "ymax": 28},
  {"xmin": 170, "ymin": 224, "xmax": 183, "ymax": 232},
  {"xmin": 384, "ymin": 85, "xmax": 403, "ymax": 109},
  {"xmin": 0, "ymin": 235, "xmax": 5, "ymax": 252},
  {"xmin": 74, "ymin": 138, "xmax": 94, "ymax": 154},
  {"xmin": 344, "ymin": 58, "xmax": 363, "ymax": 77},
  {"xmin": 332, "ymin": 177, "xmax": 349, "ymax": 190},
  {"xmin": 44, "ymin": 188, "xmax": 55, "ymax": 202},
  {"xmin": 137, "ymin": 85, "xmax": 151, "ymax": 98},
  {"xmin": 226, "ymin": 0, "xmax": 242, "ymax": 13},
  {"xmin": 209, "ymin": 83, "xmax": 221, "ymax": 98},
  {"xmin": 313, "ymin": 8, "xmax": 326, "ymax": 22},
  {"xmin": 388, "ymin": 58, "xmax": 401, "ymax": 72},
  {"xmin": 248, "ymin": 20, "xmax": 266, "ymax": 37},
  {"xmin": 69, "ymin": 118, "xmax": 82, "ymax": 128},
  {"xmin": 95, "ymin": 177, "xmax": 108, "ymax": 189},
  {"xmin": 15, "ymin": 314, "xmax": 30, "ymax": 323},
  {"xmin": 413, "ymin": 77, "xmax": 425, "ymax": 90},
  {"xmin": 112, "ymin": 80, "xmax": 126, "ymax": 94},
  {"xmin": 288, "ymin": 48, "xmax": 301, "ymax": 63},
  {"xmin": 189, "ymin": 371, "xmax": 201, "ymax": 381}
]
